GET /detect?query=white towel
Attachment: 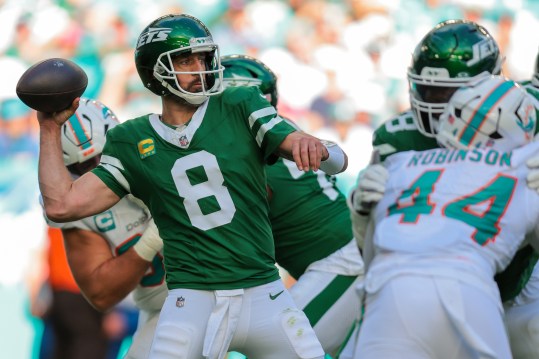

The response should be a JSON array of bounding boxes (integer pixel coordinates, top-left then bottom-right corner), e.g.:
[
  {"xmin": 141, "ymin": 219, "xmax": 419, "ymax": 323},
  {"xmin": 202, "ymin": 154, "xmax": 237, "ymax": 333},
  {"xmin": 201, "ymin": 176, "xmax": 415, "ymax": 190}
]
[{"xmin": 202, "ymin": 289, "xmax": 244, "ymax": 359}]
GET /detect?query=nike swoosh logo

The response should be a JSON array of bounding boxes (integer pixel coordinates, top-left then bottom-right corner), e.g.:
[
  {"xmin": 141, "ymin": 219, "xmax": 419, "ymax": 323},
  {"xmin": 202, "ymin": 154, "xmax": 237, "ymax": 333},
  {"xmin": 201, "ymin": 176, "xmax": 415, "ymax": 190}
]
[{"xmin": 269, "ymin": 290, "xmax": 284, "ymax": 300}]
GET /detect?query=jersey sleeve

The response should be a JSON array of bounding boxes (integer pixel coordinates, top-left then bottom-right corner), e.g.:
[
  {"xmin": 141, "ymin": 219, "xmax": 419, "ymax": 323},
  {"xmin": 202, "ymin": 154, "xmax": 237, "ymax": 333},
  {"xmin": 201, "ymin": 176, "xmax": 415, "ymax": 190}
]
[
  {"xmin": 236, "ymin": 87, "xmax": 296, "ymax": 162},
  {"xmin": 91, "ymin": 127, "xmax": 131, "ymax": 199},
  {"xmin": 373, "ymin": 112, "xmax": 439, "ymax": 162}
]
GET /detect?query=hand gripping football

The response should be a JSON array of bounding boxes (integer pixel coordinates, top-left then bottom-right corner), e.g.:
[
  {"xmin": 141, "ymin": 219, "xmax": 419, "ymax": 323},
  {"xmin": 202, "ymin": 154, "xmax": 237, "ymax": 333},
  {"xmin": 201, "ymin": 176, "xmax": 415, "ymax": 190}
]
[{"xmin": 16, "ymin": 58, "xmax": 88, "ymax": 113}]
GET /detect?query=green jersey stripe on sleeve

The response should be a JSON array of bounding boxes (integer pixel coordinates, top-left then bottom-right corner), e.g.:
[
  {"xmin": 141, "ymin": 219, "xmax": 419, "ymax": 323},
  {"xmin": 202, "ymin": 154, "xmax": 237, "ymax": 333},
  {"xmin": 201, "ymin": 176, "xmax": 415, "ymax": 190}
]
[{"xmin": 255, "ymin": 116, "xmax": 285, "ymax": 147}]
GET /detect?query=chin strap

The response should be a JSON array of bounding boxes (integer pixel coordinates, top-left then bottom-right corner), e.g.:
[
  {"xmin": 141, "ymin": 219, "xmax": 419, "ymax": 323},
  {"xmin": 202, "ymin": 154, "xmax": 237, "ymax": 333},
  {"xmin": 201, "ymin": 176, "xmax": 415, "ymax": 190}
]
[{"xmin": 160, "ymin": 80, "xmax": 209, "ymax": 105}]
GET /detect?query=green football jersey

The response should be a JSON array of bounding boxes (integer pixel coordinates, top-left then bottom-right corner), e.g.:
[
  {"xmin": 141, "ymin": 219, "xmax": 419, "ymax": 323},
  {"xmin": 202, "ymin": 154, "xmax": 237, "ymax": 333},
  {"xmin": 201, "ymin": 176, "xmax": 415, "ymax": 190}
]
[
  {"xmin": 267, "ymin": 158, "xmax": 353, "ymax": 279},
  {"xmin": 373, "ymin": 109, "xmax": 539, "ymax": 301},
  {"xmin": 372, "ymin": 111, "xmax": 438, "ymax": 163},
  {"xmin": 519, "ymin": 80, "xmax": 539, "ymax": 99},
  {"xmin": 92, "ymin": 87, "xmax": 295, "ymax": 290}
]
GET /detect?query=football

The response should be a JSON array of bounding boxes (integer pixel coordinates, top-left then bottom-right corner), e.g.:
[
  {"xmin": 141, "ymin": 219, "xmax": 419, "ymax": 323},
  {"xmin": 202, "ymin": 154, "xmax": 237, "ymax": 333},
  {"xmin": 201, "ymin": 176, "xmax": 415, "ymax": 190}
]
[{"xmin": 16, "ymin": 58, "xmax": 88, "ymax": 113}]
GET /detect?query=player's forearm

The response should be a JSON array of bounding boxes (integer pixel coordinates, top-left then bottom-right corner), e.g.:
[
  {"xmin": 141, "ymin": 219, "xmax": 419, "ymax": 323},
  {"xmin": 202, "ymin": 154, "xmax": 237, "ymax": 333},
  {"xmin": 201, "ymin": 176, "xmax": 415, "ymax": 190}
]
[
  {"xmin": 278, "ymin": 131, "xmax": 330, "ymax": 172},
  {"xmin": 350, "ymin": 210, "xmax": 370, "ymax": 250},
  {"xmin": 38, "ymin": 122, "xmax": 77, "ymax": 220},
  {"xmin": 78, "ymin": 249, "xmax": 151, "ymax": 312}
]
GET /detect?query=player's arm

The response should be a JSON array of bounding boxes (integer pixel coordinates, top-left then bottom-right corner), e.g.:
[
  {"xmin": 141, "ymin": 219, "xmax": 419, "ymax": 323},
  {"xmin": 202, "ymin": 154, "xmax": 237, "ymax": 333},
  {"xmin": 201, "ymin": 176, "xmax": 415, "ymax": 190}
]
[
  {"xmin": 37, "ymin": 100, "xmax": 120, "ymax": 222},
  {"xmin": 277, "ymin": 131, "xmax": 348, "ymax": 174},
  {"xmin": 348, "ymin": 150, "xmax": 388, "ymax": 250},
  {"xmin": 361, "ymin": 217, "xmax": 376, "ymax": 269},
  {"xmin": 62, "ymin": 220, "xmax": 162, "ymax": 312}
]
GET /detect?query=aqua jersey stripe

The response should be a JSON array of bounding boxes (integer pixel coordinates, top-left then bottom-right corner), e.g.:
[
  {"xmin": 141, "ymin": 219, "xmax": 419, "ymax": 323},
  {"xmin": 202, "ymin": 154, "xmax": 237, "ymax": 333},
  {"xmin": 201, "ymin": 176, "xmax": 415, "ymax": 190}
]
[
  {"xmin": 459, "ymin": 81, "xmax": 515, "ymax": 146},
  {"xmin": 67, "ymin": 113, "xmax": 92, "ymax": 149}
]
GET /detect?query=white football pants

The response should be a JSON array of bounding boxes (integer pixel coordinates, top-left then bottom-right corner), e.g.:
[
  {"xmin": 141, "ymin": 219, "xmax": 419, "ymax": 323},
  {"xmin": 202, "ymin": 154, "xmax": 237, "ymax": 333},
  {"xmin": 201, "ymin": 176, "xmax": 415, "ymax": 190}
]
[{"xmin": 148, "ymin": 279, "xmax": 325, "ymax": 359}]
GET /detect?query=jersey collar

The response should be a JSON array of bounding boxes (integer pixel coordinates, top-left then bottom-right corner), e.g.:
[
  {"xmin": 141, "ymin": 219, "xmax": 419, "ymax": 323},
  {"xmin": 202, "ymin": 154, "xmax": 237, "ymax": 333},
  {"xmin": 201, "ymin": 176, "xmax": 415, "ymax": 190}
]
[{"xmin": 149, "ymin": 100, "xmax": 209, "ymax": 149}]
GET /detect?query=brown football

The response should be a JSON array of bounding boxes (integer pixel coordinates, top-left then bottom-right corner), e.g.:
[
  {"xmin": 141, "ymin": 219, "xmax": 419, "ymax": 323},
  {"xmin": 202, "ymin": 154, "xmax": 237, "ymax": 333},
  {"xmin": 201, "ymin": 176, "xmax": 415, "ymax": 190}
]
[{"xmin": 16, "ymin": 58, "xmax": 88, "ymax": 113}]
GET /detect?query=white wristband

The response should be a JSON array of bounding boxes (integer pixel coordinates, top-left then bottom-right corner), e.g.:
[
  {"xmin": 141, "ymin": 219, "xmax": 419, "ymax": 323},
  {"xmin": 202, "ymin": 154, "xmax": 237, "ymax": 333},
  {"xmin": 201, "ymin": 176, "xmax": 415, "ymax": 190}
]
[
  {"xmin": 319, "ymin": 141, "xmax": 346, "ymax": 175},
  {"xmin": 133, "ymin": 218, "xmax": 163, "ymax": 262}
]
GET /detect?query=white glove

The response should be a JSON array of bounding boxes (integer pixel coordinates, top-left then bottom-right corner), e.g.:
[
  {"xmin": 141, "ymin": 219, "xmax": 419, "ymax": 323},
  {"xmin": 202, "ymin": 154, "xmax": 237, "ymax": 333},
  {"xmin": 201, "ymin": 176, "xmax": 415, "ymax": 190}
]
[
  {"xmin": 527, "ymin": 154, "xmax": 539, "ymax": 193},
  {"xmin": 348, "ymin": 163, "xmax": 389, "ymax": 215},
  {"xmin": 133, "ymin": 218, "xmax": 163, "ymax": 262}
]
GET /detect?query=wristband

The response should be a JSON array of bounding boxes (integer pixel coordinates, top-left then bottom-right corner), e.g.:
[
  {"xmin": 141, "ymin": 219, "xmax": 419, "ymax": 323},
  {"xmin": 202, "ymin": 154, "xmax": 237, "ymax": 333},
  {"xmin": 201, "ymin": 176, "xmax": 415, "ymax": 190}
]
[
  {"xmin": 133, "ymin": 219, "xmax": 162, "ymax": 262},
  {"xmin": 319, "ymin": 141, "xmax": 346, "ymax": 175}
]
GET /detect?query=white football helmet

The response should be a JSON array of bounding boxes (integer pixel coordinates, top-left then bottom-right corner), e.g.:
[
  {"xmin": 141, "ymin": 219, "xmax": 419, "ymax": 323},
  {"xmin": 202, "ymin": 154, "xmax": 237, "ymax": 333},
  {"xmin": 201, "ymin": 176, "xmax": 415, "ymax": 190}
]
[
  {"xmin": 437, "ymin": 75, "xmax": 536, "ymax": 152},
  {"xmin": 62, "ymin": 98, "xmax": 119, "ymax": 166}
]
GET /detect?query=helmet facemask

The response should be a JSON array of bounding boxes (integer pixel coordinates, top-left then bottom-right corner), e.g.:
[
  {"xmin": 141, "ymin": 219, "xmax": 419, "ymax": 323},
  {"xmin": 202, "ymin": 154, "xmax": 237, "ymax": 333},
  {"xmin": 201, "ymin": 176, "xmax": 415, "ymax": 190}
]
[
  {"xmin": 153, "ymin": 40, "xmax": 224, "ymax": 105},
  {"xmin": 408, "ymin": 71, "xmax": 493, "ymax": 136}
]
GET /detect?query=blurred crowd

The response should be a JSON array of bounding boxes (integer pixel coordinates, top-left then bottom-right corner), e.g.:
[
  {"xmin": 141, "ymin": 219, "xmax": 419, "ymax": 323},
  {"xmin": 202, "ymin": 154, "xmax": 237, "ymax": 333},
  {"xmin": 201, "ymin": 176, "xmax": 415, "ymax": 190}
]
[{"xmin": 1, "ymin": 0, "xmax": 539, "ymax": 358}]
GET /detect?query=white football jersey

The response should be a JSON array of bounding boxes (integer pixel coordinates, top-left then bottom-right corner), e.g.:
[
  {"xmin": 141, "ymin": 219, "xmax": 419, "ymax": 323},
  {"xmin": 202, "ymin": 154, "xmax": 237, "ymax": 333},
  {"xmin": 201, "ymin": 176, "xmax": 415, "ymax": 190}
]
[
  {"xmin": 366, "ymin": 141, "xmax": 539, "ymax": 296},
  {"xmin": 47, "ymin": 195, "xmax": 167, "ymax": 311}
]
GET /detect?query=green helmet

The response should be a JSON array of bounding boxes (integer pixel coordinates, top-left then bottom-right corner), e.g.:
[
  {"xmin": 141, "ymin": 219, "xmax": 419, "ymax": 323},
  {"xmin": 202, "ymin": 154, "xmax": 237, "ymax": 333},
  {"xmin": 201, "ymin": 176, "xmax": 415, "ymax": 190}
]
[
  {"xmin": 134, "ymin": 14, "xmax": 223, "ymax": 105},
  {"xmin": 408, "ymin": 19, "xmax": 503, "ymax": 137},
  {"xmin": 221, "ymin": 54, "xmax": 278, "ymax": 108}
]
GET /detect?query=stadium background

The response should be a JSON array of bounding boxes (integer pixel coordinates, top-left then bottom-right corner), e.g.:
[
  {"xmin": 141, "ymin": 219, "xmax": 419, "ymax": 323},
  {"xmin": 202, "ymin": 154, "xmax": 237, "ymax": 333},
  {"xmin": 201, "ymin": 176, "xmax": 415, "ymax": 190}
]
[{"xmin": 1, "ymin": 0, "xmax": 539, "ymax": 357}]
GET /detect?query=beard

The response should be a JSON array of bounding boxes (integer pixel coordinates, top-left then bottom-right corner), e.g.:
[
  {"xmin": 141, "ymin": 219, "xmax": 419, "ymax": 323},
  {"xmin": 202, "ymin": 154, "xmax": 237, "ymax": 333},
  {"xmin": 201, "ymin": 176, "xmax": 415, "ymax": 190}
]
[{"xmin": 166, "ymin": 93, "xmax": 198, "ymax": 108}]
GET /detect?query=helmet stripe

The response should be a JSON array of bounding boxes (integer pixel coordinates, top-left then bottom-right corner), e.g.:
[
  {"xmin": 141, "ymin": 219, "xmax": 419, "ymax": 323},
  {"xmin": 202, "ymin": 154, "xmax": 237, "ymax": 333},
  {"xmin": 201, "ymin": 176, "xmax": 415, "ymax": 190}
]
[
  {"xmin": 67, "ymin": 112, "xmax": 92, "ymax": 149},
  {"xmin": 458, "ymin": 80, "xmax": 515, "ymax": 146}
]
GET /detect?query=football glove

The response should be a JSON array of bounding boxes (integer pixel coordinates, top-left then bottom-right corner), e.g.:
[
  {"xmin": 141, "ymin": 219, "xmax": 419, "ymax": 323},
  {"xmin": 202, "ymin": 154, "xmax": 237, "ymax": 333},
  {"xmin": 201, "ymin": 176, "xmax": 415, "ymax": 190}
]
[{"xmin": 348, "ymin": 151, "xmax": 388, "ymax": 215}]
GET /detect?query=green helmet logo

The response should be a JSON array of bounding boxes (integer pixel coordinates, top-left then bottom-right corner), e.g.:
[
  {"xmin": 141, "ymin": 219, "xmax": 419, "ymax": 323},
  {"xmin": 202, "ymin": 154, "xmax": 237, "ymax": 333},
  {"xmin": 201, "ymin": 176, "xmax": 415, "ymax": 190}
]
[
  {"xmin": 134, "ymin": 14, "xmax": 223, "ymax": 104},
  {"xmin": 221, "ymin": 54, "xmax": 278, "ymax": 108},
  {"xmin": 407, "ymin": 19, "xmax": 503, "ymax": 137}
]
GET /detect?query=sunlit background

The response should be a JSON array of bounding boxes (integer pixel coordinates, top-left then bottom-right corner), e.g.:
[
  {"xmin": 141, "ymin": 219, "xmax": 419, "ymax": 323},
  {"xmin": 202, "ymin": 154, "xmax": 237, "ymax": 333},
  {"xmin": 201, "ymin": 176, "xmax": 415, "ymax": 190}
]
[{"xmin": 1, "ymin": 0, "xmax": 539, "ymax": 357}]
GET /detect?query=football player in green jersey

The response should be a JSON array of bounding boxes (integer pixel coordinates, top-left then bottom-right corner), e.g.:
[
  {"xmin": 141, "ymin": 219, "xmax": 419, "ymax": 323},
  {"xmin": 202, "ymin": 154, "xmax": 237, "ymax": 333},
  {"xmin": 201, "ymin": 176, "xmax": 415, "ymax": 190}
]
[
  {"xmin": 349, "ymin": 19, "xmax": 505, "ymax": 241},
  {"xmin": 221, "ymin": 54, "xmax": 365, "ymax": 357},
  {"xmin": 36, "ymin": 13, "xmax": 349, "ymax": 359}
]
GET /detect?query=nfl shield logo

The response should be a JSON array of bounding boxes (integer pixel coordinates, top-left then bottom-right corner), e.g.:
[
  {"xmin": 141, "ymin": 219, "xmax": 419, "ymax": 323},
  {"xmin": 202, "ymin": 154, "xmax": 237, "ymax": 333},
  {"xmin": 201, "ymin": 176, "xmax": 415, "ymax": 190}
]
[{"xmin": 179, "ymin": 135, "xmax": 189, "ymax": 147}]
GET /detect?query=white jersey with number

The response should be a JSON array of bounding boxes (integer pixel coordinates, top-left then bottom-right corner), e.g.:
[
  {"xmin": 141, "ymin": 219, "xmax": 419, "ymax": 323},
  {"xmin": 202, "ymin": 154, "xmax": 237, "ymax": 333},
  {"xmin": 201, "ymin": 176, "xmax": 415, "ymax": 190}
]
[
  {"xmin": 366, "ymin": 141, "xmax": 539, "ymax": 298},
  {"xmin": 47, "ymin": 195, "xmax": 167, "ymax": 311}
]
